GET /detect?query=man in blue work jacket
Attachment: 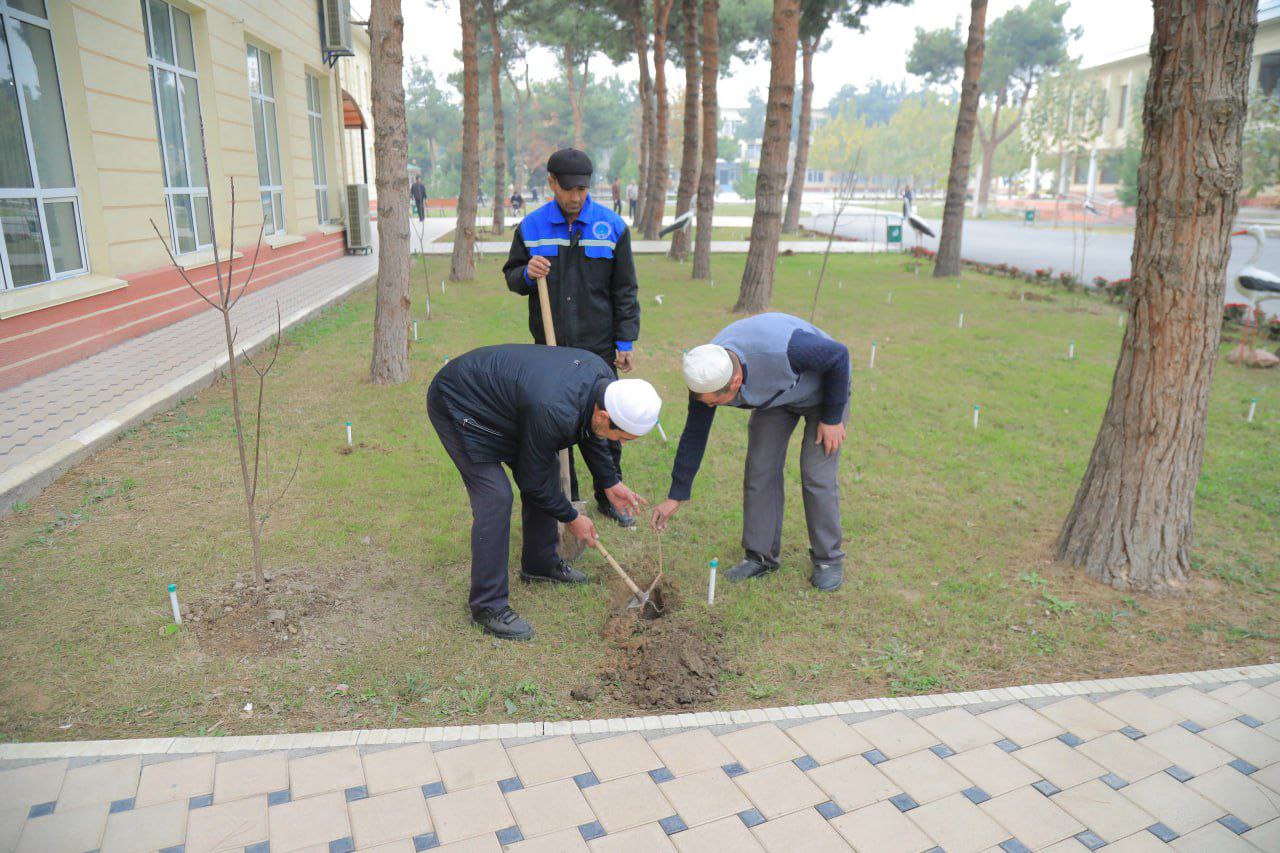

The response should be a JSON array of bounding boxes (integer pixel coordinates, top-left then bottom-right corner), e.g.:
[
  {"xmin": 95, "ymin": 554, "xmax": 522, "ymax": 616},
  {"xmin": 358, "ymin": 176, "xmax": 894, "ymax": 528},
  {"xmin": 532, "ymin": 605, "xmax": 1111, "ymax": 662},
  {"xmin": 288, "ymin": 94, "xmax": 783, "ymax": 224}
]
[{"xmin": 503, "ymin": 148, "xmax": 642, "ymax": 527}]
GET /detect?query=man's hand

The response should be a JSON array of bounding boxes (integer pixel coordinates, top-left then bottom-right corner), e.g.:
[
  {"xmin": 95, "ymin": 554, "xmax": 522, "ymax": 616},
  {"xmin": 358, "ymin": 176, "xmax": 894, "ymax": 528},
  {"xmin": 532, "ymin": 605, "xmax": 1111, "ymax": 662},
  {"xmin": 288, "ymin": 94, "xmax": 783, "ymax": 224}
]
[
  {"xmin": 650, "ymin": 498, "xmax": 683, "ymax": 532},
  {"xmin": 815, "ymin": 422, "xmax": 847, "ymax": 456},
  {"xmin": 603, "ymin": 482, "xmax": 648, "ymax": 516},
  {"xmin": 566, "ymin": 513, "xmax": 598, "ymax": 545},
  {"xmin": 526, "ymin": 255, "xmax": 551, "ymax": 280},
  {"xmin": 616, "ymin": 350, "xmax": 634, "ymax": 373}
]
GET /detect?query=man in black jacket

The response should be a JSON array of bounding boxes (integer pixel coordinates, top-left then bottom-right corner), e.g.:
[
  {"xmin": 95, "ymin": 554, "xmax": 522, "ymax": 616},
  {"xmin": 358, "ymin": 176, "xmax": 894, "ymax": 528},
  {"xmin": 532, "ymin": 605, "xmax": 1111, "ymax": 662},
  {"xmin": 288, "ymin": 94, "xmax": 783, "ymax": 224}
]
[
  {"xmin": 503, "ymin": 148, "xmax": 641, "ymax": 528},
  {"xmin": 428, "ymin": 344, "xmax": 661, "ymax": 640}
]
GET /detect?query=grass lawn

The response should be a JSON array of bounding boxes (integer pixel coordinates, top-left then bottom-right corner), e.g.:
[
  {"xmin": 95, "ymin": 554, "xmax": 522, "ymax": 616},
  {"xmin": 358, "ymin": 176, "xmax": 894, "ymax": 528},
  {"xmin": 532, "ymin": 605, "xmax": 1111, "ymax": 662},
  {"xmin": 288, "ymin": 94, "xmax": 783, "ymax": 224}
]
[{"xmin": 1, "ymin": 252, "xmax": 1277, "ymax": 742}]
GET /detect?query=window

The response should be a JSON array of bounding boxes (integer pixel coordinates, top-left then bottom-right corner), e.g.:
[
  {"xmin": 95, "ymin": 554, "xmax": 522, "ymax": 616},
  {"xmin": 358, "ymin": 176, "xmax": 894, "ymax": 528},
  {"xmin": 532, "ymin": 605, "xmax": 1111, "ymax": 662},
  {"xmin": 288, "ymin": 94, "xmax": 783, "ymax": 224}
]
[
  {"xmin": 305, "ymin": 73, "xmax": 329, "ymax": 224},
  {"xmin": 142, "ymin": 0, "xmax": 210, "ymax": 255},
  {"xmin": 1073, "ymin": 153, "xmax": 1091, "ymax": 185},
  {"xmin": 247, "ymin": 44, "xmax": 283, "ymax": 235},
  {"xmin": 1259, "ymin": 52, "xmax": 1280, "ymax": 98},
  {"xmin": 1116, "ymin": 85, "xmax": 1129, "ymax": 129},
  {"xmin": 806, "ymin": 168, "xmax": 824, "ymax": 184},
  {"xmin": 0, "ymin": 0, "xmax": 85, "ymax": 290}
]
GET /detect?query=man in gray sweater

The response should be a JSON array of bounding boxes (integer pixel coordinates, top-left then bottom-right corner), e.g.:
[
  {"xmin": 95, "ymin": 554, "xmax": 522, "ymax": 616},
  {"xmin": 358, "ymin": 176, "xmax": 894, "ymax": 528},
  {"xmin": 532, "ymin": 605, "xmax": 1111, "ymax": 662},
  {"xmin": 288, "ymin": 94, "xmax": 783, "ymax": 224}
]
[{"xmin": 651, "ymin": 313, "xmax": 851, "ymax": 591}]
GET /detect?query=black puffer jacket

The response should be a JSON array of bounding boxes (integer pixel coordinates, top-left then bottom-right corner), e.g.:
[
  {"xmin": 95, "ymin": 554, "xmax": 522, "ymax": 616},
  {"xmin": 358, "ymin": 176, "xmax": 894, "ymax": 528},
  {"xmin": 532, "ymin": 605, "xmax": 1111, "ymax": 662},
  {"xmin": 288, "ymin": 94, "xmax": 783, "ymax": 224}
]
[{"xmin": 427, "ymin": 345, "xmax": 619, "ymax": 521}]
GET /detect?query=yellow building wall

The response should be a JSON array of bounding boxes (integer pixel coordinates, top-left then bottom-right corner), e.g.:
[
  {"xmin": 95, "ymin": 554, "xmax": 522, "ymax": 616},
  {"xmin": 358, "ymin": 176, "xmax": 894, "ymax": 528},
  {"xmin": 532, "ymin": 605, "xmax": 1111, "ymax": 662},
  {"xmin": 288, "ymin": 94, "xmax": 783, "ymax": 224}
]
[{"xmin": 50, "ymin": 0, "xmax": 370, "ymax": 280}]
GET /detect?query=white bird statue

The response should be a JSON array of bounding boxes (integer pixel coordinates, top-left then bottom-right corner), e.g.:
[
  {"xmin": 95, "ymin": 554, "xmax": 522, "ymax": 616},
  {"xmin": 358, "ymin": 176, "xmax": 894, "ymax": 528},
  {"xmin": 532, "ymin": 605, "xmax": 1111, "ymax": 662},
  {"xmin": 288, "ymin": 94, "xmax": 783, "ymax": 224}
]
[
  {"xmin": 1231, "ymin": 225, "xmax": 1279, "ymax": 350},
  {"xmin": 902, "ymin": 199, "xmax": 935, "ymax": 248}
]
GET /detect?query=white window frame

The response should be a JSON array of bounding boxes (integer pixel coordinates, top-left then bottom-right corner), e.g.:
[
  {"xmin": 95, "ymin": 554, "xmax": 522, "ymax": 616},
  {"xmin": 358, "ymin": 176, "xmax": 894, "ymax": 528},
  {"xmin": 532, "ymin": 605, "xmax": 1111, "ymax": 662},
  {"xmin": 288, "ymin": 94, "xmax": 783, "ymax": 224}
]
[
  {"xmin": 247, "ymin": 43, "xmax": 284, "ymax": 235},
  {"xmin": 0, "ymin": 0, "xmax": 87, "ymax": 291},
  {"xmin": 305, "ymin": 73, "xmax": 330, "ymax": 225},
  {"xmin": 142, "ymin": 0, "xmax": 211, "ymax": 256}
]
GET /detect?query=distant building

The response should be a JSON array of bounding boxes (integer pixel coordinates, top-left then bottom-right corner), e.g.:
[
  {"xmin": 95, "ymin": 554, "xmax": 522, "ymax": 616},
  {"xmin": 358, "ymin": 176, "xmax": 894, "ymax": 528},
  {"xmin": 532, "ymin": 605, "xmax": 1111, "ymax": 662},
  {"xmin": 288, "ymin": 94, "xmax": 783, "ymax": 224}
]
[
  {"xmin": 1074, "ymin": 4, "xmax": 1279, "ymax": 200},
  {"xmin": 0, "ymin": 0, "xmax": 374, "ymax": 389}
]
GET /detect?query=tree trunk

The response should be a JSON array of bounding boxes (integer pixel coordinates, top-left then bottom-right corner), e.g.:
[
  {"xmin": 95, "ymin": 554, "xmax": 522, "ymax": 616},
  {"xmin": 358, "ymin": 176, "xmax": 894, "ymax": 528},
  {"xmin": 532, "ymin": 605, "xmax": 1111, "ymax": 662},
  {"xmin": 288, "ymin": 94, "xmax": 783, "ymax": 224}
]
[
  {"xmin": 485, "ymin": 0, "xmax": 505, "ymax": 234},
  {"xmin": 641, "ymin": 0, "xmax": 675, "ymax": 240},
  {"xmin": 691, "ymin": 0, "xmax": 718, "ymax": 279},
  {"xmin": 632, "ymin": 0, "xmax": 652, "ymax": 226},
  {"xmin": 976, "ymin": 97, "xmax": 1001, "ymax": 217},
  {"xmin": 782, "ymin": 36, "xmax": 816, "ymax": 234},
  {"xmin": 668, "ymin": 0, "xmax": 700, "ymax": 261},
  {"xmin": 1055, "ymin": 0, "xmax": 1256, "ymax": 594},
  {"xmin": 451, "ymin": 0, "xmax": 480, "ymax": 281},
  {"xmin": 369, "ymin": 0, "xmax": 411, "ymax": 384},
  {"xmin": 563, "ymin": 45, "xmax": 586, "ymax": 151},
  {"xmin": 933, "ymin": 0, "xmax": 986, "ymax": 278},
  {"xmin": 734, "ymin": 0, "xmax": 800, "ymax": 313}
]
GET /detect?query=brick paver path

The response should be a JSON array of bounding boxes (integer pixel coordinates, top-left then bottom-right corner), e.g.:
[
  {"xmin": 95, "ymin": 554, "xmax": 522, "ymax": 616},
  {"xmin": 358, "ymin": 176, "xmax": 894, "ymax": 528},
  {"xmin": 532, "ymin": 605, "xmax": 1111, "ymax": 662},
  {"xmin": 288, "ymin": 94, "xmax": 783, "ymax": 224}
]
[{"xmin": 3, "ymin": 672, "xmax": 1279, "ymax": 851}]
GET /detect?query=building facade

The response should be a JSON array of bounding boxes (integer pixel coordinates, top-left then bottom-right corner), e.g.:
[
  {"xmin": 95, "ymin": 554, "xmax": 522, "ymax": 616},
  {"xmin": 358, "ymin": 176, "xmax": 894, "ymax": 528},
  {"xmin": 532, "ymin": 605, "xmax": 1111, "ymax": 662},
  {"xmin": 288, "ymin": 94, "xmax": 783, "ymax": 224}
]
[
  {"xmin": 1073, "ymin": 4, "xmax": 1279, "ymax": 200},
  {"xmin": 0, "ymin": 0, "xmax": 372, "ymax": 389}
]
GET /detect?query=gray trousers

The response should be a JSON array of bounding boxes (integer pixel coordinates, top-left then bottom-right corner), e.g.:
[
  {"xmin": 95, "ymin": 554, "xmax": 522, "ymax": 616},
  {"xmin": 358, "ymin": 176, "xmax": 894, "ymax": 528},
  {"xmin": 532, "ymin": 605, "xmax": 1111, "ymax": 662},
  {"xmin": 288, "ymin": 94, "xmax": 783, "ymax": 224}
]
[
  {"xmin": 428, "ymin": 393, "xmax": 559, "ymax": 615},
  {"xmin": 742, "ymin": 402, "xmax": 848, "ymax": 568}
]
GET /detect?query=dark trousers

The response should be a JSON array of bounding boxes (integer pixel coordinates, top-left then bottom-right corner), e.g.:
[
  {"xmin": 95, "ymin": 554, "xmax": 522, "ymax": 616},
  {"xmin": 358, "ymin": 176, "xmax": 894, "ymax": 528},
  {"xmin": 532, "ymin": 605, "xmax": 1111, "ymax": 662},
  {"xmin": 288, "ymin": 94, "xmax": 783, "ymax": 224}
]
[
  {"xmin": 628, "ymin": 200, "xmax": 637, "ymax": 219},
  {"xmin": 612, "ymin": 199, "xmax": 622, "ymax": 214},
  {"xmin": 428, "ymin": 391, "xmax": 559, "ymax": 615}
]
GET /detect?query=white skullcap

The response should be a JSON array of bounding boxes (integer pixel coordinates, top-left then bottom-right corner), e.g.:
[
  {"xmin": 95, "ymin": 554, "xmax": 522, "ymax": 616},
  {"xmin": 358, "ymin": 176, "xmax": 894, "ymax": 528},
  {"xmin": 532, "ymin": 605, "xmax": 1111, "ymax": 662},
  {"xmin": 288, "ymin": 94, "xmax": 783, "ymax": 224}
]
[
  {"xmin": 683, "ymin": 344, "xmax": 733, "ymax": 393},
  {"xmin": 604, "ymin": 379, "xmax": 662, "ymax": 436}
]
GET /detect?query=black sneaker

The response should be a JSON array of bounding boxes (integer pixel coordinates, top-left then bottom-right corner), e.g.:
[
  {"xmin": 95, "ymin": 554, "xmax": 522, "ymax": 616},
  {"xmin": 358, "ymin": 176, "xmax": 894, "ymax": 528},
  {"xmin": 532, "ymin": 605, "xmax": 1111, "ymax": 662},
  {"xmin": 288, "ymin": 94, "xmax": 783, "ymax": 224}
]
[
  {"xmin": 725, "ymin": 558, "xmax": 778, "ymax": 582},
  {"xmin": 472, "ymin": 606, "xmax": 533, "ymax": 640},
  {"xmin": 520, "ymin": 560, "xmax": 588, "ymax": 585},
  {"xmin": 810, "ymin": 561, "xmax": 844, "ymax": 592},
  {"xmin": 597, "ymin": 502, "xmax": 637, "ymax": 528}
]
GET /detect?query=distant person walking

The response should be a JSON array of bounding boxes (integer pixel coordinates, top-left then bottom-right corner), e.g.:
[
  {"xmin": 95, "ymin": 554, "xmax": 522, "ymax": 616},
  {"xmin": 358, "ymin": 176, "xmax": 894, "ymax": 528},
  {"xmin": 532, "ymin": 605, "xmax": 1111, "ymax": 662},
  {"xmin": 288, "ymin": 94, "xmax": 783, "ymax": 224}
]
[
  {"xmin": 626, "ymin": 181, "xmax": 639, "ymax": 220},
  {"xmin": 902, "ymin": 185, "xmax": 914, "ymax": 218},
  {"xmin": 510, "ymin": 188, "xmax": 524, "ymax": 217},
  {"xmin": 611, "ymin": 179, "xmax": 622, "ymax": 215},
  {"xmin": 411, "ymin": 176, "xmax": 427, "ymax": 221}
]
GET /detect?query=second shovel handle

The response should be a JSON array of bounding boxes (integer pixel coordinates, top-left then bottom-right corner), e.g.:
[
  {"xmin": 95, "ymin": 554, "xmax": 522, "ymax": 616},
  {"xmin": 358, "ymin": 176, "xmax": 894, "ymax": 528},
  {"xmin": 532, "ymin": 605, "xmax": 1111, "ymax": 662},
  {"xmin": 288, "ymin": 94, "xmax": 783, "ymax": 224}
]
[
  {"xmin": 535, "ymin": 277, "xmax": 558, "ymax": 347},
  {"xmin": 594, "ymin": 541, "xmax": 644, "ymax": 598}
]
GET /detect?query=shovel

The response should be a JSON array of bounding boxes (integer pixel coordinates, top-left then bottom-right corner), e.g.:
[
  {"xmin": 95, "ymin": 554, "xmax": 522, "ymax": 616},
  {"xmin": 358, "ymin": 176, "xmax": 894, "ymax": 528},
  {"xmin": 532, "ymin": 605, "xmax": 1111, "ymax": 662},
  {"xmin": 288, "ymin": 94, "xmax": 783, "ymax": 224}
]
[
  {"xmin": 594, "ymin": 539, "xmax": 661, "ymax": 612},
  {"xmin": 536, "ymin": 276, "xmax": 588, "ymax": 562}
]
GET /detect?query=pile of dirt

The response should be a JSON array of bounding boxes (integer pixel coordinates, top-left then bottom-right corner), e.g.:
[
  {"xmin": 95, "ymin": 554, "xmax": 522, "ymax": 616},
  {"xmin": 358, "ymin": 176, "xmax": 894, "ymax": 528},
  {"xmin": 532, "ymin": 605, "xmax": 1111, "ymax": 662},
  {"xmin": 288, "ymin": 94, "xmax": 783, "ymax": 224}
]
[
  {"xmin": 1008, "ymin": 290, "xmax": 1055, "ymax": 302},
  {"xmin": 181, "ymin": 568, "xmax": 338, "ymax": 656},
  {"xmin": 600, "ymin": 610, "xmax": 726, "ymax": 709}
]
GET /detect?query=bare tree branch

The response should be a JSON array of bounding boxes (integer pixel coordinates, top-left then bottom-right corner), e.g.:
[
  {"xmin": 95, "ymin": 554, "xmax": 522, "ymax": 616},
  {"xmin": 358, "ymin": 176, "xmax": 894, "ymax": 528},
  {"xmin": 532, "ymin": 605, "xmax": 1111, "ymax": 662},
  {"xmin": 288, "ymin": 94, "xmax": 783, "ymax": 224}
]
[{"xmin": 149, "ymin": 219, "xmax": 222, "ymax": 312}]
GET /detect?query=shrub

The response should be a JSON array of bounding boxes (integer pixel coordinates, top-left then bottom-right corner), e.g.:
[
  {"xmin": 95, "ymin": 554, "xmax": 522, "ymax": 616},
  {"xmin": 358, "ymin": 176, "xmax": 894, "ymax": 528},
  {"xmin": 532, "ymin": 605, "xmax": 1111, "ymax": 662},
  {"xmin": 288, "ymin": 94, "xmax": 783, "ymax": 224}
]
[
  {"xmin": 1223, "ymin": 303, "xmax": 1249, "ymax": 324},
  {"xmin": 1106, "ymin": 278, "xmax": 1131, "ymax": 304},
  {"xmin": 1268, "ymin": 317, "xmax": 1280, "ymax": 341}
]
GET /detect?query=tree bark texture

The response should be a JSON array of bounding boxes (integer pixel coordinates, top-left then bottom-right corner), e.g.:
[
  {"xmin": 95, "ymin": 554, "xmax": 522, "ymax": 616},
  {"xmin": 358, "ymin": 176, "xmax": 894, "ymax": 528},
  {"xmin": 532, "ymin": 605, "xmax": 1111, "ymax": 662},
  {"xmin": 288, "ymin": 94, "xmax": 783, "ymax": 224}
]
[
  {"xmin": 782, "ymin": 36, "xmax": 816, "ymax": 234},
  {"xmin": 563, "ymin": 45, "xmax": 588, "ymax": 150},
  {"xmin": 451, "ymin": 0, "xmax": 481, "ymax": 281},
  {"xmin": 933, "ymin": 0, "xmax": 986, "ymax": 278},
  {"xmin": 691, "ymin": 0, "xmax": 718, "ymax": 279},
  {"xmin": 734, "ymin": 0, "xmax": 800, "ymax": 313},
  {"xmin": 641, "ymin": 0, "xmax": 675, "ymax": 239},
  {"xmin": 668, "ymin": 0, "xmax": 700, "ymax": 261},
  {"xmin": 485, "ymin": 0, "xmax": 506, "ymax": 234},
  {"xmin": 631, "ymin": 0, "xmax": 652, "ymax": 227},
  {"xmin": 369, "ymin": 0, "xmax": 411, "ymax": 384},
  {"xmin": 1055, "ymin": 0, "xmax": 1256, "ymax": 594}
]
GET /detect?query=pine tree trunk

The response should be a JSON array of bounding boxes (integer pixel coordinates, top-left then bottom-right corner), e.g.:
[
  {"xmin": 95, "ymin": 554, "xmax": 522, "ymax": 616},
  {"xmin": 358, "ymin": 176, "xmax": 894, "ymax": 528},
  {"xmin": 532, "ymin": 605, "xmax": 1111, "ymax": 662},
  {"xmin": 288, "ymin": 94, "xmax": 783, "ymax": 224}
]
[
  {"xmin": 369, "ymin": 0, "xmax": 411, "ymax": 384},
  {"xmin": 782, "ymin": 36, "xmax": 816, "ymax": 235},
  {"xmin": 734, "ymin": 0, "xmax": 800, "ymax": 314},
  {"xmin": 632, "ymin": 0, "xmax": 652, "ymax": 226},
  {"xmin": 691, "ymin": 0, "xmax": 718, "ymax": 279},
  {"xmin": 563, "ymin": 46, "xmax": 586, "ymax": 151},
  {"xmin": 976, "ymin": 99, "xmax": 1001, "ymax": 217},
  {"xmin": 485, "ymin": 0, "xmax": 505, "ymax": 234},
  {"xmin": 933, "ymin": 0, "xmax": 986, "ymax": 278},
  {"xmin": 451, "ymin": 0, "xmax": 480, "ymax": 280},
  {"xmin": 668, "ymin": 0, "xmax": 700, "ymax": 261},
  {"xmin": 1055, "ymin": 0, "xmax": 1256, "ymax": 594},
  {"xmin": 641, "ymin": 0, "xmax": 674, "ymax": 240}
]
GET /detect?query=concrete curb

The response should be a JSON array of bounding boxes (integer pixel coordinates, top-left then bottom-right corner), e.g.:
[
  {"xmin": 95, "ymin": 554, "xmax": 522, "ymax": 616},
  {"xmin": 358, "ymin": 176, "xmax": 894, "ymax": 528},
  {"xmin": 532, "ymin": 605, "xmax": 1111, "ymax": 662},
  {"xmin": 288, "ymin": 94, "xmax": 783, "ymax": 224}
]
[
  {"xmin": 0, "ymin": 271, "xmax": 378, "ymax": 515},
  {"xmin": 2, "ymin": 663, "xmax": 1274, "ymax": 760}
]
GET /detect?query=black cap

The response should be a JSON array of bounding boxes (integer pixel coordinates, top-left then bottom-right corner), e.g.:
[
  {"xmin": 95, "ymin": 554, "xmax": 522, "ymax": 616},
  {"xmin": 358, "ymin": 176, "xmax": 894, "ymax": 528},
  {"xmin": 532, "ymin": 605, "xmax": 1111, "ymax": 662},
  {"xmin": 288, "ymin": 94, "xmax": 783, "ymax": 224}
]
[{"xmin": 547, "ymin": 148, "xmax": 593, "ymax": 188}]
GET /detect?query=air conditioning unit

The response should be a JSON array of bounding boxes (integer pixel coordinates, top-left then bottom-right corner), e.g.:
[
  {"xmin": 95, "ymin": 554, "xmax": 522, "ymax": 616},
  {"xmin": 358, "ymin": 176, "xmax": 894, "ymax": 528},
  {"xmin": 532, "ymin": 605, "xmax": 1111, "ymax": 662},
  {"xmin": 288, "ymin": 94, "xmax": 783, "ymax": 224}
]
[
  {"xmin": 322, "ymin": 0, "xmax": 354, "ymax": 58},
  {"xmin": 345, "ymin": 183, "xmax": 372, "ymax": 254}
]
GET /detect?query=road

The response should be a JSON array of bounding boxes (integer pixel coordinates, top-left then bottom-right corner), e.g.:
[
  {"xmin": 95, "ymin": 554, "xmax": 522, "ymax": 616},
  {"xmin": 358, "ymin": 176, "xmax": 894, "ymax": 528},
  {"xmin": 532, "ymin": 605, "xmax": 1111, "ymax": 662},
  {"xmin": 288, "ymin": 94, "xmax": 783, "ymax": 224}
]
[{"xmin": 805, "ymin": 209, "xmax": 1279, "ymax": 306}]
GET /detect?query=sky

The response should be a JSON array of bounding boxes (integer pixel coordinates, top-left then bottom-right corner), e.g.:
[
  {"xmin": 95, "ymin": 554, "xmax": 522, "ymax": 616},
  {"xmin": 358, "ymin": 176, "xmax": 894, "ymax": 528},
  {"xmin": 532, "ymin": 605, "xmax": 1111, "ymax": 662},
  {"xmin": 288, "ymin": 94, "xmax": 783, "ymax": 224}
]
[{"xmin": 352, "ymin": 0, "xmax": 1162, "ymax": 108}]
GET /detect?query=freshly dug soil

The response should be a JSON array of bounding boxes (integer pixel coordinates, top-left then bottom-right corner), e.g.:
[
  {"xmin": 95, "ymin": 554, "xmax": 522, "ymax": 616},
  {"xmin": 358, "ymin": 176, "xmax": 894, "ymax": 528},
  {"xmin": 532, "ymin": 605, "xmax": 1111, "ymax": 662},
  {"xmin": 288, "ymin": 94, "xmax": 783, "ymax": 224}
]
[
  {"xmin": 600, "ymin": 584, "xmax": 726, "ymax": 708},
  {"xmin": 180, "ymin": 567, "xmax": 338, "ymax": 656}
]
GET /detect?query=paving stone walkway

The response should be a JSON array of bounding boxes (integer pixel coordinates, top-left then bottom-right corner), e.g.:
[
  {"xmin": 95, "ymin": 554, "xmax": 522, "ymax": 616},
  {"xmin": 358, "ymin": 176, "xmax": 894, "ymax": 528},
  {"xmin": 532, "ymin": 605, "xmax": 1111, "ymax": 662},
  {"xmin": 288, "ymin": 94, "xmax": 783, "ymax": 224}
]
[{"xmin": 3, "ymin": 668, "xmax": 1280, "ymax": 852}]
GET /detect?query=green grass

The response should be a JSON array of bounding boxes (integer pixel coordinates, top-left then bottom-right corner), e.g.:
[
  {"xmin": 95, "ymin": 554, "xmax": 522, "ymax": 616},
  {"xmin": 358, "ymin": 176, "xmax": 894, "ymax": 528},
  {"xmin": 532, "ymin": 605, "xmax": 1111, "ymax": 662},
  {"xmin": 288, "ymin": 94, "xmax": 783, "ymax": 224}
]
[{"xmin": 1, "ymin": 251, "xmax": 1276, "ymax": 741}]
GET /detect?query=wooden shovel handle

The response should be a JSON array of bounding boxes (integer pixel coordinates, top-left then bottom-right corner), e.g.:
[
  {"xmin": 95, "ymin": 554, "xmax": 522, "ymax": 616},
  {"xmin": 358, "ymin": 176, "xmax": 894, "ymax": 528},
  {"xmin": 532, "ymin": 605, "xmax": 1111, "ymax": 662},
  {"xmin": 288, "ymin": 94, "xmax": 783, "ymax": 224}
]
[
  {"xmin": 535, "ymin": 276, "xmax": 558, "ymax": 347},
  {"xmin": 594, "ymin": 541, "xmax": 645, "ymax": 598}
]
